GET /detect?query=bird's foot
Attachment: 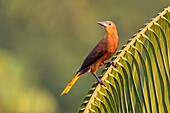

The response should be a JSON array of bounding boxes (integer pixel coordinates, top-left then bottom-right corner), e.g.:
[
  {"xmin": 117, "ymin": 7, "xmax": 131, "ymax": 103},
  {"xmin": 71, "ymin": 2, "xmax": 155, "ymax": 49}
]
[
  {"xmin": 96, "ymin": 79, "xmax": 106, "ymax": 87},
  {"xmin": 93, "ymin": 73, "xmax": 106, "ymax": 87},
  {"xmin": 111, "ymin": 62, "xmax": 117, "ymax": 67},
  {"xmin": 105, "ymin": 61, "xmax": 117, "ymax": 68}
]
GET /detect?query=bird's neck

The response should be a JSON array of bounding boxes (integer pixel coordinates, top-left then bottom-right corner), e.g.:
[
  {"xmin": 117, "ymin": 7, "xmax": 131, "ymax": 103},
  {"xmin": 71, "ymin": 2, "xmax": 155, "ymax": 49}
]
[{"xmin": 106, "ymin": 28, "xmax": 119, "ymax": 40}]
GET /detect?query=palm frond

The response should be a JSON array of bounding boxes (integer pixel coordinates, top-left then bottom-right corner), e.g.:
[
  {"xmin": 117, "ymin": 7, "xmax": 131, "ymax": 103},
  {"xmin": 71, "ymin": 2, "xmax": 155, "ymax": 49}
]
[{"xmin": 78, "ymin": 6, "xmax": 170, "ymax": 113}]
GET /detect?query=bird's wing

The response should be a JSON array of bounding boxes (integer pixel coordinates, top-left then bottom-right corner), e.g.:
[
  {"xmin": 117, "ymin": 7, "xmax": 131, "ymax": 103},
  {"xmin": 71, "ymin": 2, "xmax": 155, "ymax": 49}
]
[{"xmin": 79, "ymin": 37, "xmax": 107, "ymax": 70}]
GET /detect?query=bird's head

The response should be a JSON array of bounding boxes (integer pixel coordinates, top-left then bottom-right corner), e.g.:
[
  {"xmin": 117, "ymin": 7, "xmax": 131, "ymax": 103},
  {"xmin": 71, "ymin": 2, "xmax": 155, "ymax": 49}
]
[{"xmin": 97, "ymin": 21, "xmax": 117, "ymax": 35}]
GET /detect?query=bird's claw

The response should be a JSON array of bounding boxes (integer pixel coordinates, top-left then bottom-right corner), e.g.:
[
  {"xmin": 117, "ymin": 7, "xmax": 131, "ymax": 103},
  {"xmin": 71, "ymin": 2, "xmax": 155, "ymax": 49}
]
[
  {"xmin": 96, "ymin": 79, "xmax": 106, "ymax": 87},
  {"xmin": 111, "ymin": 62, "xmax": 117, "ymax": 68},
  {"xmin": 105, "ymin": 61, "xmax": 117, "ymax": 68}
]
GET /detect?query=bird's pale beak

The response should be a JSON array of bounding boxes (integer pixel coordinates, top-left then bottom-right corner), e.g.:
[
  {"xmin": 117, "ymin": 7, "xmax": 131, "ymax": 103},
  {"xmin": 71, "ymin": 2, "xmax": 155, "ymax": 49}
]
[{"xmin": 97, "ymin": 21, "xmax": 108, "ymax": 28}]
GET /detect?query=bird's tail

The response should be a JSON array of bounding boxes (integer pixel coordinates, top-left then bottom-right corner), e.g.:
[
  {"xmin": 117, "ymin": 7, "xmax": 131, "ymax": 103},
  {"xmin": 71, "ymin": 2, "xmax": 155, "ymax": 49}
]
[{"xmin": 60, "ymin": 72, "xmax": 81, "ymax": 96}]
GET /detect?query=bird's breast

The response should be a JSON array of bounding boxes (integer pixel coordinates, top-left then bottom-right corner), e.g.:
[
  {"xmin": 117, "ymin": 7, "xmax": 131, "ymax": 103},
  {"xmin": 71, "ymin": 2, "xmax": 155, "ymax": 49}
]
[{"xmin": 106, "ymin": 38, "xmax": 118, "ymax": 54}]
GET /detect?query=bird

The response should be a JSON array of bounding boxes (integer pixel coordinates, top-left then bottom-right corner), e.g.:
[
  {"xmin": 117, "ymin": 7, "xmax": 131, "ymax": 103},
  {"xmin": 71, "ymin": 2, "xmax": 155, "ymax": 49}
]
[{"xmin": 60, "ymin": 21, "xmax": 119, "ymax": 96}]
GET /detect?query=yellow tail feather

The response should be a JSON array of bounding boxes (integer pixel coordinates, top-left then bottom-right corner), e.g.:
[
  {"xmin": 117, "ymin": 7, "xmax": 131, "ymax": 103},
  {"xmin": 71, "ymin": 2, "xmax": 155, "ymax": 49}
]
[{"xmin": 60, "ymin": 72, "xmax": 81, "ymax": 96}]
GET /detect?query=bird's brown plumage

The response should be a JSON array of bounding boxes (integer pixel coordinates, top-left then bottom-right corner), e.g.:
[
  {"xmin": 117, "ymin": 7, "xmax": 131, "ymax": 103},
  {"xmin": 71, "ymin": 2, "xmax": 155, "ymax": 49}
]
[{"xmin": 60, "ymin": 21, "xmax": 119, "ymax": 96}]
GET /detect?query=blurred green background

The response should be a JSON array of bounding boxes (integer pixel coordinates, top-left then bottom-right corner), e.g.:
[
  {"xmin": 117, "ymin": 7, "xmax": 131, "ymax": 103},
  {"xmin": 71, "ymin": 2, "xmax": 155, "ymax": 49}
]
[{"xmin": 0, "ymin": 0, "xmax": 169, "ymax": 113}]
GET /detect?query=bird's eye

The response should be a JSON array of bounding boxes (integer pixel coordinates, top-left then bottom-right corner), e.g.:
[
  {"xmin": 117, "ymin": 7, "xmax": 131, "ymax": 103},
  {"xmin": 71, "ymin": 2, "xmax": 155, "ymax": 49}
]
[{"xmin": 108, "ymin": 23, "xmax": 112, "ymax": 26}]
